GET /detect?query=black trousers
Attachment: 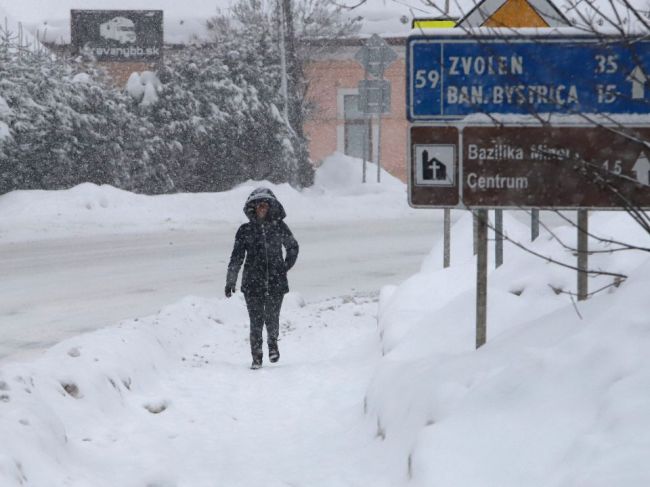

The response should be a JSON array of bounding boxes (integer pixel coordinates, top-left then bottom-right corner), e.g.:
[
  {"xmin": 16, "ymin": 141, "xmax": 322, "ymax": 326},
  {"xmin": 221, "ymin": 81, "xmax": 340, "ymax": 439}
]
[{"xmin": 244, "ymin": 294, "xmax": 284, "ymax": 360}]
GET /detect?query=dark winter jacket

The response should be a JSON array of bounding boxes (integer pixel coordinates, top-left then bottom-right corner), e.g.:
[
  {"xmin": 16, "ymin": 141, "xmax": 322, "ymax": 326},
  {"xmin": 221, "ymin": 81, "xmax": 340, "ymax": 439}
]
[{"xmin": 226, "ymin": 187, "xmax": 299, "ymax": 297}]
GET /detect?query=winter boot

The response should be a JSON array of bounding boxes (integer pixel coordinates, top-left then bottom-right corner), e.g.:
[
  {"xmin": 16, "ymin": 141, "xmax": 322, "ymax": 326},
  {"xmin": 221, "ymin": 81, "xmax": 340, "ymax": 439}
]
[
  {"xmin": 268, "ymin": 341, "xmax": 280, "ymax": 363},
  {"xmin": 251, "ymin": 351, "xmax": 263, "ymax": 370}
]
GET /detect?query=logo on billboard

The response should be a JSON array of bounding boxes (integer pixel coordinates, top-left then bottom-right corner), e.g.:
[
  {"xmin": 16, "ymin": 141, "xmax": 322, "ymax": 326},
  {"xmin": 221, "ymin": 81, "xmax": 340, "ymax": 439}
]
[
  {"xmin": 414, "ymin": 144, "xmax": 455, "ymax": 186},
  {"xmin": 100, "ymin": 17, "xmax": 137, "ymax": 45}
]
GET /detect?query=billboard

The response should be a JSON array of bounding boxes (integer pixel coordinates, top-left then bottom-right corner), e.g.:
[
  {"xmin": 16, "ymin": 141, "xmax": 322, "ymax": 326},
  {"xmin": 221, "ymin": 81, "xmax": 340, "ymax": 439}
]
[{"xmin": 71, "ymin": 10, "xmax": 163, "ymax": 62}]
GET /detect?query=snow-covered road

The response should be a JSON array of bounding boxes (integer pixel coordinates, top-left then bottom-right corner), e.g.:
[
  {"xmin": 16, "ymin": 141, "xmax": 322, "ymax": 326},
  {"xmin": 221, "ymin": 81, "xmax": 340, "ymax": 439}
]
[{"xmin": 0, "ymin": 216, "xmax": 439, "ymax": 361}]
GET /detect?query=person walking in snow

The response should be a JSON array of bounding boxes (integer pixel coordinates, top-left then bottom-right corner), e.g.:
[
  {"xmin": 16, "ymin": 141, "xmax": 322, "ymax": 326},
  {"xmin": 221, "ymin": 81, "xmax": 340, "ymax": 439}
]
[{"xmin": 225, "ymin": 187, "xmax": 299, "ymax": 369}]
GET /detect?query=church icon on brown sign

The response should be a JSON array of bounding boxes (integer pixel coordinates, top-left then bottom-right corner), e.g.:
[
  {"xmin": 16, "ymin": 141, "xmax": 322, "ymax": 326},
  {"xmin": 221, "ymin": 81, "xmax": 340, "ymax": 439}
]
[{"xmin": 414, "ymin": 144, "xmax": 456, "ymax": 187}]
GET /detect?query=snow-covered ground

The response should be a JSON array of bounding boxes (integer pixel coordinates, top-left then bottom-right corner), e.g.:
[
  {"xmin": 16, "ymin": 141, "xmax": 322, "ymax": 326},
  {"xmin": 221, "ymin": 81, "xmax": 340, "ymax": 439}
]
[
  {"xmin": 369, "ymin": 211, "xmax": 650, "ymax": 486},
  {"xmin": 0, "ymin": 293, "xmax": 401, "ymax": 486},
  {"xmin": 0, "ymin": 153, "xmax": 417, "ymax": 243},
  {"xmin": 1, "ymin": 153, "xmax": 649, "ymax": 486}
]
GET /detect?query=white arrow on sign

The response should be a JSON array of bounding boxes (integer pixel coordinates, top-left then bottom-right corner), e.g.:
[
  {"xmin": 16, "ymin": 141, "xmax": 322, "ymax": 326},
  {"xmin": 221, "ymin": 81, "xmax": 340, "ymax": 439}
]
[
  {"xmin": 627, "ymin": 66, "xmax": 648, "ymax": 100},
  {"xmin": 632, "ymin": 152, "xmax": 650, "ymax": 185}
]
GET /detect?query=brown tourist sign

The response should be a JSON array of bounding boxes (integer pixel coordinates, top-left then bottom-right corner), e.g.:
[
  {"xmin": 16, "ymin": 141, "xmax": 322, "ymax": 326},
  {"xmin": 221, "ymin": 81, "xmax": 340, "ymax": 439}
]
[
  {"xmin": 409, "ymin": 125, "xmax": 650, "ymax": 209},
  {"xmin": 409, "ymin": 125, "xmax": 460, "ymax": 208}
]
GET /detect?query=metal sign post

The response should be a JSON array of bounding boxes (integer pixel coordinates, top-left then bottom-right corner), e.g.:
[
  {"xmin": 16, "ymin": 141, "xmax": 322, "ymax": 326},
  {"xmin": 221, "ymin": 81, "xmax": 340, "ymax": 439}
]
[
  {"xmin": 476, "ymin": 209, "xmax": 488, "ymax": 349},
  {"xmin": 361, "ymin": 67, "xmax": 369, "ymax": 184},
  {"xmin": 577, "ymin": 210, "xmax": 589, "ymax": 301},
  {"xmin": 495, "ymin": 209, "xmax": 504, "ymax": 268},
  {"xmin": 443, "ymin": 208, "xmax": 451, "ymax": 268},
  {"xmin": 531, "ymin": 210, "xmax": 540, "ymax": 241},
  {"xmin": 355, "ymin": 34, "xmax": 397, "ymax": 183},
  {"xmin": 377, "ymin": 102, "xmax": 382, "ymax": 183},
  {"xmin": 473, "ymin": 210, "xmax": 478, "ymax": 256},
  {"xmin": 362, "ymin": 120, "xmax": 368, "ymax": 184}
]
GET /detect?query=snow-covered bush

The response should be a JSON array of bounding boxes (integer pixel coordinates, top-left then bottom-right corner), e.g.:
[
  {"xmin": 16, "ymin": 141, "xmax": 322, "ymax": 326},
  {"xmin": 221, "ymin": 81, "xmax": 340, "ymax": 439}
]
[
  {"xmin": 0, "ymin": 42, "xmax": 172, "ymax": 194},
  {"xmin": 153, "ymin": 38, "xmax": 302, "ymax": 192},
  {"xmin": 0, "ymin": 9, "xmax": 324, "ymax": 195}
]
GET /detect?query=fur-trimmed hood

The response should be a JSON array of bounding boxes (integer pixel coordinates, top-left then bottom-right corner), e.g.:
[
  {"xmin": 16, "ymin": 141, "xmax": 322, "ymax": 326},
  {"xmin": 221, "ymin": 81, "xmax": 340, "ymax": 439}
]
[{"xmin": 243, "ymin": 187, "xmax": 287, "ymax": 222}]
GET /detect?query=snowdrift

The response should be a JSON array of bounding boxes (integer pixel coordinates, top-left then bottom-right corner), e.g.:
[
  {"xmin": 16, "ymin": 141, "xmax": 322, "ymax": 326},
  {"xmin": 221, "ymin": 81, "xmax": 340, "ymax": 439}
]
[
  {"xmin": 367, "ymin": 210, "xmax": 650, "ymax": 486},
  {"xmin": 0, "ymin": 292, "xmax": 392, "ymax": 487},
  {"xmin": 0, "ymin": 152, "xmax": 413, "ymax": 242},
  {"xmin": 0, "ymin": 295, "xmax": 250, "ymax": 486}
]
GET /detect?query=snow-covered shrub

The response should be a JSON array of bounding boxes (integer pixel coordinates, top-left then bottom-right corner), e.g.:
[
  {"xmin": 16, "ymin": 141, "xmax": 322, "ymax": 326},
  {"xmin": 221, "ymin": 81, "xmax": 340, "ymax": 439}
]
[
  {"xmin": 0, "ymin": 41, "xmax": 172, "ymax": 194},
  {"xmin": 153, "ymin": 38, "xmax": 302, "ymax": 192}
]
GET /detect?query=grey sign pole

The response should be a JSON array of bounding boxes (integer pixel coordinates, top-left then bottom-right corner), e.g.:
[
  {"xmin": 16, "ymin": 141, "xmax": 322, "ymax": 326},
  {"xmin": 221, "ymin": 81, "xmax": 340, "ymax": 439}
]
[
  {"xmin": 495, "ymin": 209, "xmax": 503, "ymax": 268},
  {"xmin": 476, "ymin": 209, "xmax": 488, "ymax": 349},
  {"xmin": 362, "ymin": 68, "xmax": 369, "ymax": 184},
  {"xmin": 473, "ymin": 210, "xmax": 478, "ymax": 256},
  {"xmin": 443, "ymin": 209, "xmax": 451, "ymax": 268},
  {"xmin": 377, "ymin": 111, "xmax": 382, "ymax": 183},
  {"xmin": 376, "ymin": 46, "xmax": 384, "ymax": 184},
  {"xmin": 577, "ymin": 210, "xmax": 589, "ymax": 301},
  {"xmin": 531, "ymin": 209, "xmax": 540, "ymax": 241},
  {"xmin": 355, "ymin": 34, "xmax": 396, "ymax": 184},
  {"xmin": 362, "ymin": 122, "xmax": 368, "ymax": 183}
]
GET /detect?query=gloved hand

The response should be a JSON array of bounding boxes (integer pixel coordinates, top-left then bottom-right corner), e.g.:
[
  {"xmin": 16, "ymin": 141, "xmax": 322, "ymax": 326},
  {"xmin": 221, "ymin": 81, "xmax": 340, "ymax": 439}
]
[{"xmin": 225, "ymin": 283, "xmax": 236, "ymax": 298}]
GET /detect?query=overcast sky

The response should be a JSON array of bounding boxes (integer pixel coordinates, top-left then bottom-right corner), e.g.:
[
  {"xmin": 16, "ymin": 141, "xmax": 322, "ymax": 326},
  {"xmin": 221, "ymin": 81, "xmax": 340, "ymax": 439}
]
[
  {"xmin": 5, "ymin": 0, "xmax": 228, "ymax": 22},
  {"xmin": 1, "ymin": 0, "xmax": 438, "ymax": 43},
  {"xmin": 6, "ymin": 0, "xmax": 638, "ymax": 45}
]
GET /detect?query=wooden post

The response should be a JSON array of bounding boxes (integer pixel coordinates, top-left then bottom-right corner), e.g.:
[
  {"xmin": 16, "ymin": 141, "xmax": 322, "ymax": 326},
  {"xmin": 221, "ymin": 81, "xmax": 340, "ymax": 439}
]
[
  {"xmin": 495, "ymin": 209, "xmax": 503, "ymax": 268},
  {"xmin": 476, "ymin": 209, "xmax": 488, "ymax": 349},
  {"xmin": 577, "ymin": 210, "xmax": 589, "ymax": 301},
  {"xmin": 443, "ymin": 208, "xmax": 451, "ymax": 268}
]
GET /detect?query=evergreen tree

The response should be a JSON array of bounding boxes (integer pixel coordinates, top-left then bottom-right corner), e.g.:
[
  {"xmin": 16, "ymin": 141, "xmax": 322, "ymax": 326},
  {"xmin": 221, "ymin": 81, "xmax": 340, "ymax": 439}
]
[{"xmin": 205, "ymin": 0, "xmax": 358, "ymax": 189}]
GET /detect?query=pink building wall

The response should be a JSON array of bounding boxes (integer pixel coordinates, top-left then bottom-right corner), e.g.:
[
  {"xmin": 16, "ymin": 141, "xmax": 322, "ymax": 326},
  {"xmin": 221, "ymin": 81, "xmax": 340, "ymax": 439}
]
[{"xmin": 304, "ymin": 44, "xmax": 409, "ymax": 182}]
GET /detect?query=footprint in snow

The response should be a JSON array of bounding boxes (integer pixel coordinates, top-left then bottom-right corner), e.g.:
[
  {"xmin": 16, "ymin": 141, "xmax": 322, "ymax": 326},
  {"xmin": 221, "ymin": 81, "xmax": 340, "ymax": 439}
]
[
  {"xmin": 144, "ymin": 400, "xmax": 169, "ymax": 414},
  {"xmin": 61, "ymin": 382, "xmax": 82, "ymax": 399}
]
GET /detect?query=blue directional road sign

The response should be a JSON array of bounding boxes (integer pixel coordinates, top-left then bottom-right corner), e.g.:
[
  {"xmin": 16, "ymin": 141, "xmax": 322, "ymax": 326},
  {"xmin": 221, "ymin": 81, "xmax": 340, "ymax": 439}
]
[{"xmin": 407, "ymin": 35, "xmax": 650, "ymax": 120}]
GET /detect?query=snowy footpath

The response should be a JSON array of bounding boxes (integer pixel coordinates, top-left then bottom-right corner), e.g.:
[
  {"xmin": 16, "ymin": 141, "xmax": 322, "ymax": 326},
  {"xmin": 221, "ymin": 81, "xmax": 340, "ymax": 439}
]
[{"xmin": 0, "ymin": 292, "xmax": 403, "ymax": 487}]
